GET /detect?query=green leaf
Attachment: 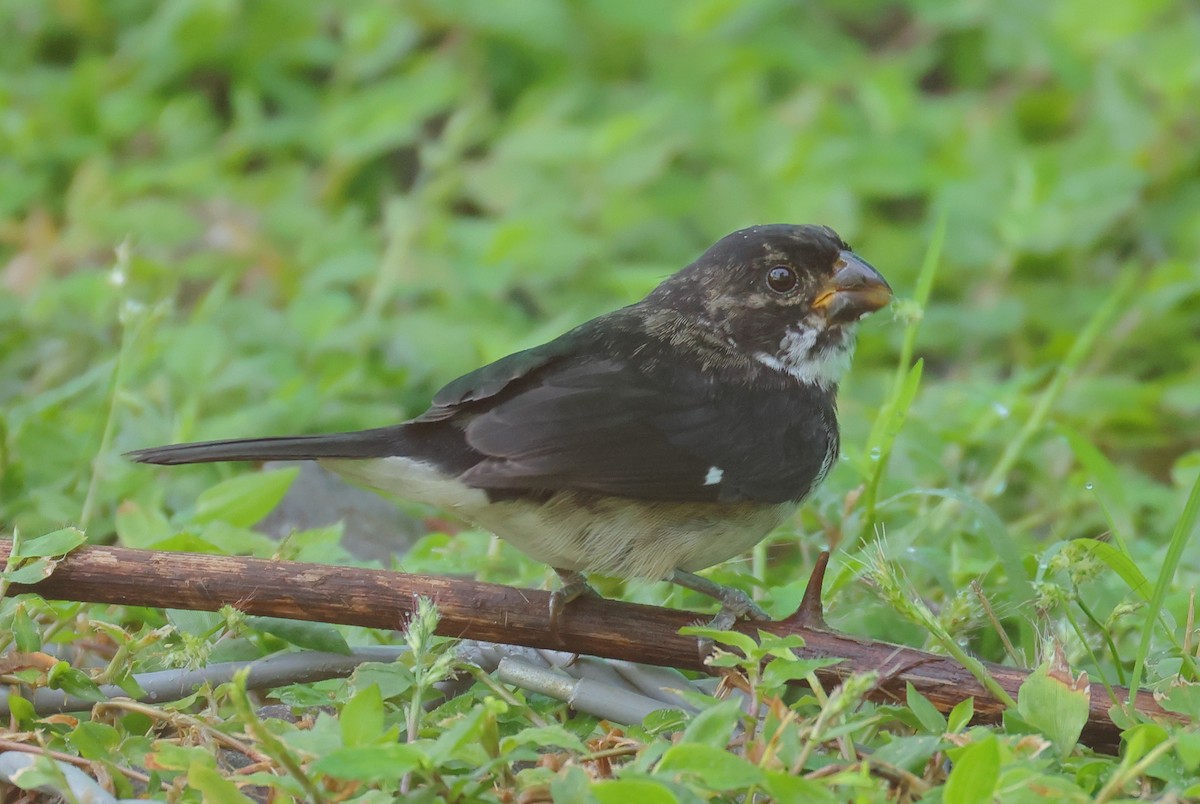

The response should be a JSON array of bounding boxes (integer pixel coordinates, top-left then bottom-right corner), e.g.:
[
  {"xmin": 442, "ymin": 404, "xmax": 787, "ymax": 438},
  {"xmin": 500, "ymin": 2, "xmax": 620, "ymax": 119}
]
[
  {"xmin": 5, "ymin": 694, "xmax": 35, "ymax": 725},
  {"xmin": 549, "ymin": 766, "xmax": 597, "ymax": 803},
  {"xmin": 860, "ymin": 359, "xmax": 924, "ymax": 516},
  {"xmin": 1070, "ymin": 538, "xmax": 1151, "ymax": 601},
  {"xmin": 193, "ymin": 467, "xmax": 298, "ymax": 527},
  {"xmin": 655, "ymin": 743, "xmax": 765, "ymax": 789},
  {"xmin": 341, "ymin": 683, "xmax": 384, "ymax": 747},
  {"xmin": 763, "ymin": 771, "xmax": 837, "ymax": 802},
  {"xmin": 592, "ymin": 778, "xmax": 679, "ymax": 804},
  {"xmin": 885, "ymin": 487, "xmax": 1033, "ymax": 609},
  {"xmin": 147, "ymin": 532, "xmax": 224, "ymax": 554},
  {"xmin": 1059, "ymin": 424, "xmax": 1133, "ymax": 545},
  {"xmin": 642, "ymin": 708, "xmax": 688, "ymax": 734},
  {"xmin": 151, "ymin": 743, "xmax": 218, "ymax": 772},
  {"xmin": 762, "ymin": 656, "xmax": 843, "ymax": 687},
  {"xmin": 166, "ymin": 608, "xmax": 223, "ymax": 638},
  {"xmin": 947, "ymin": 697, "xmax": 975, "ymax": 733},
  {"xmin": 196, "ymin": 521, "xmax": 280, "ymax": 557},
  {"xmin": 1121, "ymin": 722, "xmax": 1169, "ymax": 764},
  {"xmin": 1176, "ymin": 731, "xmax": 1200, "ymax": 771},
  {"xmin": 944, "ymin": 736, "xmax": 1000, "ymax": 804},
  {"xmin": 3, "ymin": 558, "xmax": 56, "ymax": 584},
  {"xmin": 877, "ymin": 358, "xmax": 924, "ymax": 458},
  {"xmin": 187, "ymin": 764, "xmax": 253, "ymax": 803},
  {"xmin": 311, "ymin": 744, "xmax": 427, "ymax": 782},
  {"xmin": 2, "ymin": 527, "xmax": 88, "ymax": 586},
  {"xmin": 500, "ymin": 724, "xmax": 587, "ymax": 754},
  {"xmin": 1017, "ymin": 663, "xmax": 1089, "ymax": 760},
  {"xmin": 1157, "ymin": 683, "xmax": 1200, "ymax": 719},
  {"xmin": 427, "ymin": 706, "xmax": 488, "ymax": 764},
  {"xmin": 353, "ymin": 661, "xmax": 415, "ymax": 701},
  {"xmin": 1130, "ymin": 469, "xmax": 1200, "ymax": 699},
  {"xmin": 872, "ymin": 734, "xmax": 946, "ymax": 774},
  {"xmin": 11, "ymin": 605, "xmax": 40, "ymax": 651},
  {"xmin": 115, "ymin": 504, "xmax": 173, "ymax": 549},
  {"xmin": 67, "ymin": 721, "xmax": 122, "ymax": 761},
  {"xmin": 45, "ymin": 661, "xmax": 106, "ymax": 702},
  {"xmin": 12, "ymin": 527, "xmax": 86, "ymax": 558},
  {"xmin": 906, "ymin": 682, "xmax": 947, "ymax": 734},
  {"xmin": 859, "ymin": 210, "xmax": 943, "ymax": 523},
  {"xmin": 679, "ymin": 698, "xmax": 742, "ymax": 748},
  {"xmin": 246, "ymin": 617, "xmax": 351, "ymax": 655},
  {"xmin": 754, "ymin": 631, "xmax": 808, "ymax": 656},
  {"xmin": 678, "ymin": 625, "xmax": 757, "ymax": 655},
  {"xmin": 0, "ymin": 755, "xmax": 71, "ymax": 797}
]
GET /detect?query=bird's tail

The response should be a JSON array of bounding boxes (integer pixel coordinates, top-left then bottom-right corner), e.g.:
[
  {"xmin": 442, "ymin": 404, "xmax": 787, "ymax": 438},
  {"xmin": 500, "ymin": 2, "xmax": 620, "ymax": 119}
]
[{"xmin": 126, "ymin": 426, "xmax": 409, "ymax": 465}]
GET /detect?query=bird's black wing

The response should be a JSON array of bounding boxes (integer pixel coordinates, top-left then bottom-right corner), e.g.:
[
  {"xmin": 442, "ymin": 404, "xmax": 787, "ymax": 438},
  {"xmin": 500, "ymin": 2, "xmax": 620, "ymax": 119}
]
[
  {"xmin": 126, "ymin": 335, "xmax": 579, "ymax": 466},
  {"xmin": 453, "ymin": 357, "xmax": 837, "ymax": 505},
  {"xmin": 130, "ymin": 309, "xmax": 837, "ymax": 504},
  {"xmin": 414, "ymin": 336, "xmax": 577, "ymax": 421}
]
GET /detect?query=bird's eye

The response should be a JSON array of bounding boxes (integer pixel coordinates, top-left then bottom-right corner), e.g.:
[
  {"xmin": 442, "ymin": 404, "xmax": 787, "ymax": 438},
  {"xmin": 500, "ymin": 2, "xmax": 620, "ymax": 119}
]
[{"xmin": 766, "ymin": 265, "xmax": 798, "ymax": 293}]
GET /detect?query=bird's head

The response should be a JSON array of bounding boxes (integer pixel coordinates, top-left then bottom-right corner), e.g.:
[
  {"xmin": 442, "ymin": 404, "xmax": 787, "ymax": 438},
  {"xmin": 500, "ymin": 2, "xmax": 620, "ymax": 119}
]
[{"xmin": 648, "ymin": 224, "xmax": 892, "ymax": 388}]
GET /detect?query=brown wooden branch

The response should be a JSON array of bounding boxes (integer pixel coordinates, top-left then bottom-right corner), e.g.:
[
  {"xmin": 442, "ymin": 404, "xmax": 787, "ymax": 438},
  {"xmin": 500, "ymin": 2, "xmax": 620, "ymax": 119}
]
[{"xmin": 0, "ymin": 541, "xmax": 1175, "ymax": 753}]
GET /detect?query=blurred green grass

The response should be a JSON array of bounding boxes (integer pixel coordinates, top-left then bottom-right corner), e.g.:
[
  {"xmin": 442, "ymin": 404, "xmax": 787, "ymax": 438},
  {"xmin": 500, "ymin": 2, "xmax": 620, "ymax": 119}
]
[{"xmin": 2, "ymin": 0, "xmax": 1199, "ymax": 798}]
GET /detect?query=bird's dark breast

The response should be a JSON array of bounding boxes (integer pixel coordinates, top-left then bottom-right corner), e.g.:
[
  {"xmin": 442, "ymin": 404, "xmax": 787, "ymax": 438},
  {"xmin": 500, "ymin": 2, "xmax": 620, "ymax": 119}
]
[{"xmin": 399, "ymin": 310, "xmax": 841, "ymax": 509}]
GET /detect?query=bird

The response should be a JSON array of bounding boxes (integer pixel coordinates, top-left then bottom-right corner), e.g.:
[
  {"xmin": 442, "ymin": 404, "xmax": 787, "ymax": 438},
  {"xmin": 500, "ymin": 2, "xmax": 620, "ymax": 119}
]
[{"xmin": 128, "ymin": 224, "xmax": 891, "ymax": 631}]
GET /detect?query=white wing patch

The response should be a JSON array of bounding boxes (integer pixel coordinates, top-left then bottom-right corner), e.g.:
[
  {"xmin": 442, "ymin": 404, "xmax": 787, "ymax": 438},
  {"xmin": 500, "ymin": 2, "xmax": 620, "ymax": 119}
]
[{"xmin": 703, "ymin": 466, "xmax": 724, "ymax": 486}]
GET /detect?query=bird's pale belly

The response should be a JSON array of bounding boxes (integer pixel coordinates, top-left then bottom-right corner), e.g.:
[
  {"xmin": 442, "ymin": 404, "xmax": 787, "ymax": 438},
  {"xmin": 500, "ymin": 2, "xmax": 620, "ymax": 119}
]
[
  {"xmin": 324, "ymin": 456, "xmax": 797, "ymax": 580},
  {"xmin": 470, "ymin": 493, "xmax": 798, "ymax": 580}
]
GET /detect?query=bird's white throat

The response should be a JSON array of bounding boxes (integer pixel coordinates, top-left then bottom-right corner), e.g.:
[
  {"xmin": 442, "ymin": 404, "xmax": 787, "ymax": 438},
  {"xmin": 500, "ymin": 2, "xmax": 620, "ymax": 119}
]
[{"xmin": 753, "ymin": 321, "xmax": 856, "ymax": 389}]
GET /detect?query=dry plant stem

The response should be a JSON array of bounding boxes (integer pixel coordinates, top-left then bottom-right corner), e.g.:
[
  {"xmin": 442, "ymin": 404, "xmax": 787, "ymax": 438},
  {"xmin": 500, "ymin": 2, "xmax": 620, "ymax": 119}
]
[
  {"xmin": 971, "ymin": 579, "xmax": 1020, "ymax": 665},
  {"xmin": 94, "ymin": 699, "xmax": 269, "ymax": 764},
  {"xmin": 0, "ymin": 737, "xmax": 158, "ymax": 788},
  {"xmin": 0, "ymin": 541, "xmax": 1174, "ymax": 755}
]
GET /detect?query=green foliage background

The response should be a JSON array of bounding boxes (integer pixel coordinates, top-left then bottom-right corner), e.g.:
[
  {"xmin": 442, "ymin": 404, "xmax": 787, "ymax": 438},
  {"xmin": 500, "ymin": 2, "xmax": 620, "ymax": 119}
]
[{"xmin": 1, "ymin": 0, "xmax": 1199, "ymax": 800}]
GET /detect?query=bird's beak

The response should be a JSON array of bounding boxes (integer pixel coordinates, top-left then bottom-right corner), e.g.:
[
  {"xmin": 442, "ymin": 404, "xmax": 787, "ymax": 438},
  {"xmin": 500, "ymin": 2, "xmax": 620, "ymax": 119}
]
[{"xmin": 812, "ymin": 251, "xmax": 892, "ymax": 324}]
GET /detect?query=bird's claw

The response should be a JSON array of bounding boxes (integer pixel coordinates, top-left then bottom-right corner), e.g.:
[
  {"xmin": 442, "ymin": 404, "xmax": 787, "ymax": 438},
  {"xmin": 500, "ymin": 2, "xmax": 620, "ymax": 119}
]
[
  {"xmin": 668, "ymin": 569, "xmax": 770, "ymax": 618},
  {"xmin": 665, "ymin": 572, "xmax": 772, "ymax": 661},
  {"xmin": 713, "ymin": 584, "xmax": 771, "ymax": 622},
  {"xmin": 548, "ymin": 570, "xmax": 598, "ymax": 643}
]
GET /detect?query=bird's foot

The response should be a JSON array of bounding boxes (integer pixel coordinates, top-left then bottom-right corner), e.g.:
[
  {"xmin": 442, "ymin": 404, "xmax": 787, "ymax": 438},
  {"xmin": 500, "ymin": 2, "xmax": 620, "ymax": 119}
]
[
  {"xmin": 669, "ymin": 569, "xmax": 770, "ymax": 660},
  {"xmin": 548, "ymin": 569, "xmax": 599, "ymax": 643},
  {"xmin": 669, "ymin": 569, "xmax": 770, "ymax": 622},
  {"xmin": 693, "ymin": 553, "xmax": 832, "ymax": 659}
]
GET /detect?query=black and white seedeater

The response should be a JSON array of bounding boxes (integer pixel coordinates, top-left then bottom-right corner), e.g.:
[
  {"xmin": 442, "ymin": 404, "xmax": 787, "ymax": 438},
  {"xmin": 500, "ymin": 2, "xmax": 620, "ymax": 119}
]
[{"xmin": 129, "ymin": 224, "xmax": 891, "ymax": 628}]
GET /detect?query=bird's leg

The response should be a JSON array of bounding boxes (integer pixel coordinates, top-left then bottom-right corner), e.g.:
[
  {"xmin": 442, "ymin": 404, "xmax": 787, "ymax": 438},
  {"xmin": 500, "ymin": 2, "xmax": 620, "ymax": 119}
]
[
  {"xmin": 668, "ymin": 569, "xmax": 771, "ymax": 629},
  {"xmin": 548, "ymin": 569, "xmax": 599, "ymax": 640}
]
